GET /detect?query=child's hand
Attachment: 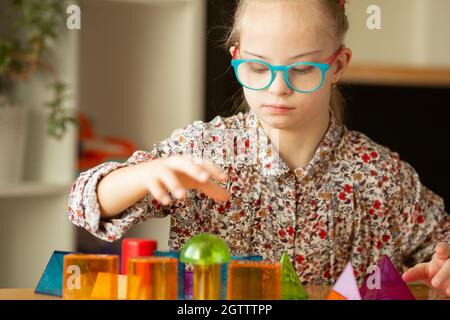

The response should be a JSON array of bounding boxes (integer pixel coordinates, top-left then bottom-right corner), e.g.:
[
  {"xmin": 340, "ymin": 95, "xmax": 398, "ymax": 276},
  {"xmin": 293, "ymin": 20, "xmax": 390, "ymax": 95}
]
[
  {"xmin": 141, "ymin": 156, "xmax": 230, "ymax": 206},
  {"xmin": 402, "ymin": 242, "xmax": 450, "ymax": 297}
]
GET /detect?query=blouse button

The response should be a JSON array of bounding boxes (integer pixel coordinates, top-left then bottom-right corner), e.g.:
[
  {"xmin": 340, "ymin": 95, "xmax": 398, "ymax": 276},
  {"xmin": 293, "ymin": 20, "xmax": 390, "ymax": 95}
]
[{"xmin": 294, "ymin": 168, "xmax": 304, "ymax": 179}]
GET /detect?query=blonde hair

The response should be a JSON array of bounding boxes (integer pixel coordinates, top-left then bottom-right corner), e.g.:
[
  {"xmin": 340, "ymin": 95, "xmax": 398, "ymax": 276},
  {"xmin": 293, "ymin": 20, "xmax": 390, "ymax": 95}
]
[{"xmin": 223, "ymin": 0, "xmax": 349, "ymax": 125}]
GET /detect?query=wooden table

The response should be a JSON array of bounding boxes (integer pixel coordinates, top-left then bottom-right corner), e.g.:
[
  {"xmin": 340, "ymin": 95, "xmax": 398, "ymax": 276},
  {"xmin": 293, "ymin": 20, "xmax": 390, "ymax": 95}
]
[{"xmin": 0, "ymin": 285, "xmax": 448, "ymax": 300}]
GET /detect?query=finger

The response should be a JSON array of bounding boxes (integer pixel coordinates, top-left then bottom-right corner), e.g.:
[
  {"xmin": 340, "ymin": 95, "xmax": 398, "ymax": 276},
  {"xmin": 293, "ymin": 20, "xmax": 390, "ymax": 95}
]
[
  {"xmin": 197, "ymin": 181, "xmax": 231, "ymax": 202},
  {"xmin": 435, "ymin": 242, "xmax": 450, "ymax": 261},
  {"xmin": 200, "ymin": 160, "xmax": 228, "ymax": 181},
  {"xmin": 166, "ymin": 157, "xmax": 213, "ymax": 184},
  {"xmin": 147, "ymin": 176, "xmax": 171, "ymax": 206},
  {"xmin": 190, "ymin": 157, "xmax": 228, "ymax": 181},
  {"xmin": 402, "ymin": 263, "xmax": 430, "ymax": 283},
  {"xmin": 431, "ymin": 259, "xmax": 450, "ymax": 294},
  {"xmin": 167, "ymin": 160, "xmax": 213, "ymax": 184},
  {"xmin": 157, "ymin": 167, "xmax": 186, "ymax": 200},
  {"xmin": 443, "ymin": 278, "xmax": 450, "ymax": 297},
  {"xmin": 167, "ymin": 157, "xmax": 228, "ymax": 184}
]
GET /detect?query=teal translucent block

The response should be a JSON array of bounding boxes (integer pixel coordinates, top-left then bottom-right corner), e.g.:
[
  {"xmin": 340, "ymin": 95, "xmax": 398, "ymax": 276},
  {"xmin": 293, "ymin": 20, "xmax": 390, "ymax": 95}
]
[
  {"xmin": 221, "ymin": 255, "xmax": 263, "ymax": 299},
  {"xmin": 154, "ymin": 250, "xmax": 184, "ymax": 300},
  {"xmin": 35, "ymin": 251, "xmax": 73, "ymax": 297}
]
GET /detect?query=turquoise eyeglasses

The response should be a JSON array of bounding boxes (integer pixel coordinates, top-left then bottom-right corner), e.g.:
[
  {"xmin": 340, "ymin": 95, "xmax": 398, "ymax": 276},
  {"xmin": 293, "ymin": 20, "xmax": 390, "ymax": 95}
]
[{"xmin": 231, "ymin": 43, "xmax": 343, "ymax": 93}]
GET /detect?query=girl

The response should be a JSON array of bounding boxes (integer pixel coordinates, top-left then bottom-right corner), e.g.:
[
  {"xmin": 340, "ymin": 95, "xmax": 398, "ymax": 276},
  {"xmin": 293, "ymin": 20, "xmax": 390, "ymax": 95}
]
[{"xmin": 68, "ymin": 0, "xmax": 450, "ymax": 294}]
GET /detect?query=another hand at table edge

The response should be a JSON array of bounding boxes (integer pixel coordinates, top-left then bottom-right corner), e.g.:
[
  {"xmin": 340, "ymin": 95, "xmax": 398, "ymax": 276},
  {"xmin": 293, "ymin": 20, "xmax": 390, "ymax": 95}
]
[{"xmin": 402, "ymin": 242, "xmax": 450, "ymax": 297}]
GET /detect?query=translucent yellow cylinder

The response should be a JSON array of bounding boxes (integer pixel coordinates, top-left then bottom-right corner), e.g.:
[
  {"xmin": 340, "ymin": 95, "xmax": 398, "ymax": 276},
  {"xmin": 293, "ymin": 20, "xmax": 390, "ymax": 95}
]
[
  {"xmin": 193, "ymin": 264, "xmax": 221, "ymax": 300},
  {"xmin": 62, "ymin": 254, "xmax": 119, "ymax": 300},
  {"xmin": 126, "ymin": 257, "xmax": 178, "ymax": 300},
  {"xmin": 227, "ymin": 260, "xmax": 281, "ymax": 300}
]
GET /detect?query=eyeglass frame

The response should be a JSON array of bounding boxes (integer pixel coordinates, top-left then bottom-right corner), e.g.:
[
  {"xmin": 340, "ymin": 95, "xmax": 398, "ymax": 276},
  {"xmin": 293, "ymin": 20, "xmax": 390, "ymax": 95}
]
[{"xmin": 230, "ymin": 43, "xmax": 343, "ymax": 93}]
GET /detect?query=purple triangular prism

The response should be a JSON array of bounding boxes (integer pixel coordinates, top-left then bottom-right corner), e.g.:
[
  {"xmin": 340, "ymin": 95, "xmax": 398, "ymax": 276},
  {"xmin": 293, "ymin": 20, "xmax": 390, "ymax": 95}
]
[{"xmin": 360, "ymin": 255, "xmax": 416, "ymax": 300}]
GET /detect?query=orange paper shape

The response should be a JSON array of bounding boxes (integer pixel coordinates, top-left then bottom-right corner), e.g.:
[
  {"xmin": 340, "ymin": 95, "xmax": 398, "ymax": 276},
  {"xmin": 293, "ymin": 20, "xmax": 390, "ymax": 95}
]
[
  {"xmin": 62, "ymin": 254, "xmax": 119, "ymax": 300},
  {"xmin": 327, "ymin": 290, "xmax": 347, "ymax": 300},
  {"xmin": 126, "ymin": 257, "xmax": 178, "ymax": 300},
  {"xmin": 227, "ymin": 260, "xmax": 281, "ymax": 300}
]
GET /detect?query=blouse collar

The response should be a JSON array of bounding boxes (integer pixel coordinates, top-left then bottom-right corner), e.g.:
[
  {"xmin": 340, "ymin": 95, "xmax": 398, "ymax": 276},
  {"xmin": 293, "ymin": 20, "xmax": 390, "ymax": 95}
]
[{"xmin": 246, "ymin": 109, "xmax": 344, "ymax": 180}]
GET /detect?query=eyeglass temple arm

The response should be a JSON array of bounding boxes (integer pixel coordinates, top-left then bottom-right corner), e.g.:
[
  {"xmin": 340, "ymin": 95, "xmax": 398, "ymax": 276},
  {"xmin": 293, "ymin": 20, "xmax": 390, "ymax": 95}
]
[
  {"xmin": 232, "ymin": 43, "xmax": 239, "ymax": 60},
  {"xmin": 326, "ymin": 46, "xmax": 344, "ymax": 66}
]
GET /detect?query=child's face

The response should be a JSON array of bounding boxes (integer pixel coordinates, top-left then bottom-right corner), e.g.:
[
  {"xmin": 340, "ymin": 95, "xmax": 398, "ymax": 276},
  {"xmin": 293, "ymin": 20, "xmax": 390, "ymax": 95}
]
[{"xmin": 230, "ymin": 2, "xmax": 351, "ymax": 131}]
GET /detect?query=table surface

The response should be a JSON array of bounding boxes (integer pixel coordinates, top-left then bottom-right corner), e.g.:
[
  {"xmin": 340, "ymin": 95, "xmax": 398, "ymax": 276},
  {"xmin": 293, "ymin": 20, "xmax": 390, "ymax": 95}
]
[{"xmin": 0, "ymin": 285, "xmax": 448, "ymax": 300}]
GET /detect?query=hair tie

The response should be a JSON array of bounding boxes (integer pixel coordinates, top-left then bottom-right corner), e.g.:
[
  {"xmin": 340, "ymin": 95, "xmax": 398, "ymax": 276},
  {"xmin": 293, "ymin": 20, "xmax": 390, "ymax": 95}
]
[{"xmin": 339, "ymin": 0, "xmax": 345, "ymax": 9}]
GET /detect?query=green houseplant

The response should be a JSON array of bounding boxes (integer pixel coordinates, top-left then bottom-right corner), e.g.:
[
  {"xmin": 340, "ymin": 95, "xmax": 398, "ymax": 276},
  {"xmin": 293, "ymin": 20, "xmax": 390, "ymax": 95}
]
[
  {"xmin": 0, "ymin": 0, "xmax": 78, "ymax": 183},
  {"xmin": 0, "ymin": 0, "xmax": 77, "ymax": 139}
]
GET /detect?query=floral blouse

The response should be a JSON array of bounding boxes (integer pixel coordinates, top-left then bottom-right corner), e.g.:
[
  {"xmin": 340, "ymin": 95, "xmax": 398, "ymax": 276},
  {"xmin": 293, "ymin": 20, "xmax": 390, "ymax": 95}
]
[{"xmin": 68, "ymin": 110, "xmax": 449, "ymax": 284}]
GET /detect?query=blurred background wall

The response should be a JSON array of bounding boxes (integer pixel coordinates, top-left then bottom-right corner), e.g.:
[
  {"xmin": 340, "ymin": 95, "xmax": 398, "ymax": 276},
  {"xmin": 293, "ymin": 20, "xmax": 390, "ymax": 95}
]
[
  {"xmin": 0, "ymin": 0, "xmax": 206, "ymax": 288},
  {"xmin": 0, "ymin": 0, "xmax": 79, "ymax": 288},
  {"xmin": 346, "ymin": 0, "xmax": 450, "ymax": 67}
]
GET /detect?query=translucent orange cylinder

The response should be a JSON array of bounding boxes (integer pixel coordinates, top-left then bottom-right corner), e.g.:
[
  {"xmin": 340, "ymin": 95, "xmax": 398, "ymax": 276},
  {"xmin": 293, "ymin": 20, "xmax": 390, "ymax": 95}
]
[
  {"xmin": 62, "ymin": 254, "xmax": 119, "ymax": 300},
  {"xmin": 126, "ymin": 257, "xmax": 178, "ymax": 300},
  {"xmin": 193, "ymin": 264, "xmax": 222, "ymax": 300},
  {"xmin": 227, "ymin": 260, "xmax": 281, "ymax": 300}
]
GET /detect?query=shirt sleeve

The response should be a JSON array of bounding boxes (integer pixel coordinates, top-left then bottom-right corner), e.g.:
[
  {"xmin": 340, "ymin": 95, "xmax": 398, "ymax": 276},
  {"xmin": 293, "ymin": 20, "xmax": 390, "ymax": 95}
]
[
  {"xmin": 67, "ymin": 120, "xmax": 207, "ymax": 242},
  {"xmin": 395, "ymin": 160, "xmax": 450, "ymax": 267}
]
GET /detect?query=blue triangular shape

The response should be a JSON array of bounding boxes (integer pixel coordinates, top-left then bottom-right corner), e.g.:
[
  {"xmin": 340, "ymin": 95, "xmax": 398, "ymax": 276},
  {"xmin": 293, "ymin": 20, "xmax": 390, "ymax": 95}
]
[{"xmin": 35, "ymin": 251, "xmax": 73, "ymax": 297}]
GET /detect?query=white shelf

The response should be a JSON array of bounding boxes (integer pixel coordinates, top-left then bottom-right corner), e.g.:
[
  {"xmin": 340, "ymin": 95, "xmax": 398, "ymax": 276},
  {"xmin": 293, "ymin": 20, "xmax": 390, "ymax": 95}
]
[
  {"xmin": 0, "ymin": 182, "xmax": 70, "ymax": 198},
  {"xmin": 342, "ymin": 64, "xmax": 450, "ymax": 88}
]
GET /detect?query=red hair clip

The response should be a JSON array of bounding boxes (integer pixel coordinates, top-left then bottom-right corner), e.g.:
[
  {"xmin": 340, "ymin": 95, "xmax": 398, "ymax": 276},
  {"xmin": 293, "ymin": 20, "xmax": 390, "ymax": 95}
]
[{"xmin": 339, "ymin": 0, "xmax": 345, "ymax": 8}]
